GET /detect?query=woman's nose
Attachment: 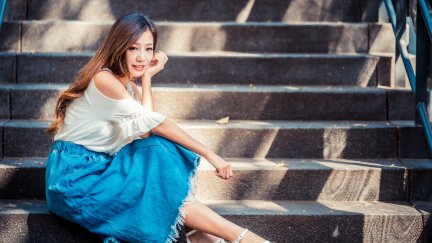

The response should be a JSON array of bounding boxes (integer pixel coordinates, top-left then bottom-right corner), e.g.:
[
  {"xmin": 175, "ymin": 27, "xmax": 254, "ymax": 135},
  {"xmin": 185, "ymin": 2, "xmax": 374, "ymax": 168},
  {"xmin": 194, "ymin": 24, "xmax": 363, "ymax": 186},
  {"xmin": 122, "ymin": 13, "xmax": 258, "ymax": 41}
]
[{"xmin": 137, "ymin": 50, "xmax": 147, "ymax": 62}]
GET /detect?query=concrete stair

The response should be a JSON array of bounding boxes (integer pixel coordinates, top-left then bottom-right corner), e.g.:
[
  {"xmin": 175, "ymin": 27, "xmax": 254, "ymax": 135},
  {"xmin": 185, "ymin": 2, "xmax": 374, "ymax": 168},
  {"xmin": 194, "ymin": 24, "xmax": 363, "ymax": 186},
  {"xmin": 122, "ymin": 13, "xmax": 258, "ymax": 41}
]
[
  {"xmin": 0, "ymin": 119, "xmax": 430, "ymax": 159},
  {"xmin": 0, "ymin": 52, "xmax": 393, "ymax": 86},
  {"xmin": 0, "ymin": 199, "xmax": 427, "ymax": 242},
  {"xmin": 1, "ymin": 0, "xmax": 432, "ymax": 242},
  {"xmin": 0, "ymin": 84, "xmax": 415, "ymax": 120}
]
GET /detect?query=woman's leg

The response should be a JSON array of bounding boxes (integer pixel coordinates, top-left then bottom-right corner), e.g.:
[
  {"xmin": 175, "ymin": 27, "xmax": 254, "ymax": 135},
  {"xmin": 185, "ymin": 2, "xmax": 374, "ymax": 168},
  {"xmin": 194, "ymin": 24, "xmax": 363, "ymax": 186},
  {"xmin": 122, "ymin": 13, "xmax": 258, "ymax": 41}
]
[{"xmin": 183, "ymin": 202, "xmax": 266, "ymax": 243}]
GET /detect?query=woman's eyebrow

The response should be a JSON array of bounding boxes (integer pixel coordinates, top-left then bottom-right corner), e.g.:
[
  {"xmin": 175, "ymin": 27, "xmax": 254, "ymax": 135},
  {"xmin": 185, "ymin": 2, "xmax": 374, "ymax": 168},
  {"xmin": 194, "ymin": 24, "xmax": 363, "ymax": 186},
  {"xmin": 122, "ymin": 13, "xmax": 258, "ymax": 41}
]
[{"xmin": 134, "ymin": 42, "xmax": 153, "ymax": 46}]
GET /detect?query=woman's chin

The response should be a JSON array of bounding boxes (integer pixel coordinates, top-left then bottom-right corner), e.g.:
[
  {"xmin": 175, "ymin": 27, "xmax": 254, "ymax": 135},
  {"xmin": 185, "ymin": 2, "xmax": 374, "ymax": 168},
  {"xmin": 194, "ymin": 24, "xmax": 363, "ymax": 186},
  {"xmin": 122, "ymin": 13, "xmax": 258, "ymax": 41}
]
[{"xmin": 129, "ymin": 71, "xmax": 145, "ymax": 78}]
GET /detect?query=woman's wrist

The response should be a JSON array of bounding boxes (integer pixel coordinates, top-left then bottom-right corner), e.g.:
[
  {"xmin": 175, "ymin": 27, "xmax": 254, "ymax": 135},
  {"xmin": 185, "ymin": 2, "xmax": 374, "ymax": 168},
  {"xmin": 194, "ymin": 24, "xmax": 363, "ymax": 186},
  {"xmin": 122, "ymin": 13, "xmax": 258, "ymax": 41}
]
[{"xmin": 141, "ymin": 75, "xmax": 152, "ymax": 84}]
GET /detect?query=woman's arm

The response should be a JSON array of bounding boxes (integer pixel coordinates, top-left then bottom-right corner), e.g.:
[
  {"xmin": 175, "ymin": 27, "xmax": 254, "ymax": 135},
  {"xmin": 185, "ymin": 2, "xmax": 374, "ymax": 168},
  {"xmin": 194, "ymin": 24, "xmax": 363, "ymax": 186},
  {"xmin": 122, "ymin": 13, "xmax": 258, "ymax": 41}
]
[
  {"xmin": 142, "ymin": 51, "xmax": 233, "ymax": 179},
  {"xmin": 151, "ymin": 119, "xmax": 233, "ymax": 180},
  {"xmin": 140, "ymin": 76, "xmax": 154, "ymax": 111}
]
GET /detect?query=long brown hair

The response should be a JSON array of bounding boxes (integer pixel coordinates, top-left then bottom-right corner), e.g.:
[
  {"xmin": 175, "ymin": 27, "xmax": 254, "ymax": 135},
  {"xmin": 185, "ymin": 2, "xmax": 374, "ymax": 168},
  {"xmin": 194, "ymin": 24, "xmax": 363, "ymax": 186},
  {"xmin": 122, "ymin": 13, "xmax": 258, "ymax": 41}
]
[{"xmin": 47, "ymin": 13, "xmax": 157, "ymax": 134}]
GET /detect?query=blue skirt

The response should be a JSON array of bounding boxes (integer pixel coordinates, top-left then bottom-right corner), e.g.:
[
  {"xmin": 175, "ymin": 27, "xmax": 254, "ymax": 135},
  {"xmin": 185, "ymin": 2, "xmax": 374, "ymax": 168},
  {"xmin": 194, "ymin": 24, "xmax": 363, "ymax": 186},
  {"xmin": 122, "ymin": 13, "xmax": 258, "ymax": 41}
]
[{"xmin": 45, "ymin": 135, "xmax": 200, "ymax": 243}]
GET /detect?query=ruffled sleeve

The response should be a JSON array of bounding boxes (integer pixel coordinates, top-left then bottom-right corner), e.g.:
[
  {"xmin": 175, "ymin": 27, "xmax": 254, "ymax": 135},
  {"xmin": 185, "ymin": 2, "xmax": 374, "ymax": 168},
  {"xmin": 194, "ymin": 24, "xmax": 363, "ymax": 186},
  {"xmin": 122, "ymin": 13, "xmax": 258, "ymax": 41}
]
[
  {"xmin": 109, "ymin": 97, "xmax": 166, "ymax": 139},
  {"xmin": 117, "ymin": 110, "xmax": 166, "ymax": 138}
]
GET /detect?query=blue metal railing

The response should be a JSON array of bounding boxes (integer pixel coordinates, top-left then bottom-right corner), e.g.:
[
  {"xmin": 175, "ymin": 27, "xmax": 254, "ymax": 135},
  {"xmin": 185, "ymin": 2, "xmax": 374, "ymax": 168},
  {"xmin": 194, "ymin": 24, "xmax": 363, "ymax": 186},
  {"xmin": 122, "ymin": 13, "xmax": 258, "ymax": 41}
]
[
  {"xmin": 0, "ymin": 0, "xmax": 7, "ymax": 38},
  {"xmin": 384, "ymin": 0, "xmax": 432, "ymax": 153}
]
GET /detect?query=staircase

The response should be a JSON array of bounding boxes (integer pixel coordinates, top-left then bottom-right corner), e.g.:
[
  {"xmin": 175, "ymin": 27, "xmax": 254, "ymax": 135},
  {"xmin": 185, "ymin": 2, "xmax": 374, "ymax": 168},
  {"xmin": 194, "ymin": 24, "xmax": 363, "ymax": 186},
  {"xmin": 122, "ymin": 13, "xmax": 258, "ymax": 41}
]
[{"xmin": 1, "ymin": 0, "xmax": 432, "ymax": 242}]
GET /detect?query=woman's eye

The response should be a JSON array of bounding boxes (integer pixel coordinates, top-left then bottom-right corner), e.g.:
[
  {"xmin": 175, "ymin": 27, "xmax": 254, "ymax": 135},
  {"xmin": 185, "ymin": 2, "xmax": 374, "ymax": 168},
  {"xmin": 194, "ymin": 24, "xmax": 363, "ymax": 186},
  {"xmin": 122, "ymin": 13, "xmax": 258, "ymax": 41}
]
[
  {"xmin": 146, "ymin": 48, "xmax": 154, "ymax": 52},
  {"xmin": 128, "ymin": 47, "xmax": 138, "ymax": 51}
]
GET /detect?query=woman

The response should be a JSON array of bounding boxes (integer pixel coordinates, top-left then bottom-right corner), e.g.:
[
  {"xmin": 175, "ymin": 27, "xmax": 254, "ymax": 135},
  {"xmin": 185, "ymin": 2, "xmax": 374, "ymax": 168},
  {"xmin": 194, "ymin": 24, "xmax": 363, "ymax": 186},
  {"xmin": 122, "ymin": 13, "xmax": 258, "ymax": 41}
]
[{"xmin": 45, "ymin": 12, "xmax": 271, "ymax": 243}]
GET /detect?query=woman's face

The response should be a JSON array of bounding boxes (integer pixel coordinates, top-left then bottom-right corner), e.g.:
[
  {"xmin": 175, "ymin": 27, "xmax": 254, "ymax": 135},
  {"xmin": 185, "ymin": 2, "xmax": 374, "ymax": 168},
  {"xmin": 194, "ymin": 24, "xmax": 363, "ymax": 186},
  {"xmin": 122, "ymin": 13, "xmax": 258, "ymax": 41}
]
[{"xmin": 125, "ymin": 30, "xmax": 154, "ymax": 79}]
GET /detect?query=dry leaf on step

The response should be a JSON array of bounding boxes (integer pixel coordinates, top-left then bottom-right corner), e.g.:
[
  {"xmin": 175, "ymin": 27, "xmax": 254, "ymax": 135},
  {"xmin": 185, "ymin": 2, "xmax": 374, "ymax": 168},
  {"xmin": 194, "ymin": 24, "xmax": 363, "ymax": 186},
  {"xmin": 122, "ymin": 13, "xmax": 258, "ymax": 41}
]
[
  {"xmin": 274, "ymin": 160, "xmax": 287, "ymax": 167},
  {"xmin": 216, "ymin": 116, "xmax": 230, "ymax": 124}
]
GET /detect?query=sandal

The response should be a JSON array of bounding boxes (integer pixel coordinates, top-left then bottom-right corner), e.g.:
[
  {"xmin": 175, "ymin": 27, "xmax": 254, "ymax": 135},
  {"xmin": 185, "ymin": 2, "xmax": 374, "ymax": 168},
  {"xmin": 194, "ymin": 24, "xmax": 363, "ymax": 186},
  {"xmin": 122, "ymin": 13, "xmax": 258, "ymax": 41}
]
[
  {"xmin": 187, "ymin": 229, "xmax": 228, "ymax": 243},
  {"xmin": 233, "ymin": 228, "xmax": 271, "ymax": 243},
  {"xmin": 187, "ymin": 228, "xmax": 271, "ymax": 243}
]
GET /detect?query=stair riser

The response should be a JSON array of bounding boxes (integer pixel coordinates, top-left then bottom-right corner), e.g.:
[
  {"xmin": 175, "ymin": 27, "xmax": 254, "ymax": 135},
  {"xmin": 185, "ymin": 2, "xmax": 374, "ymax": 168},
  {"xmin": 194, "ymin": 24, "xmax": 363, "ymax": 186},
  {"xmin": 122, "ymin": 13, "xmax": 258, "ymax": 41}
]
[
  {"xmin": 0, "ymin": 213, "xmax": 423, "ymax": 243},
  {"xmin": 1, "ymin": 22, "xmax": 393, "ymax": 54},
  {"xmin": 1, "ymin": 88, "xmax": 397, "ymax": 121},
  {"xmin": 11, "ymin": 0, "xmax": 382, "ymax": 22},
  {"xmin": 224, "ymin": 214, "xmax": 422, "ymax": 243},
  {"xmin": 0, "ymin": 53, "xmax": 386, "ymax": 86},
  {"xmin": 1, "ymin": 124, "xmax": 398, "ymax": 158},
  {"xmin": 0, "ymin": 214, "xmax": 102, "ymax": 243},
  {"xmin": 0, "ymin": 165, "xmax": 408, "ymax": 201}
]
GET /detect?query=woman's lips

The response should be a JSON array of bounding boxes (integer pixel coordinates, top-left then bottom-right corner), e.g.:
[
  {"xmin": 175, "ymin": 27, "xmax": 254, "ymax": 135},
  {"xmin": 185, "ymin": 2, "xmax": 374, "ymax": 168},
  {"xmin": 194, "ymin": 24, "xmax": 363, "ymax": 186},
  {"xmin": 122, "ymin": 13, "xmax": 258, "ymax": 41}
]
[{"xmin": 132, "ymin": 65, "xmax": 145, "ymax": 71}]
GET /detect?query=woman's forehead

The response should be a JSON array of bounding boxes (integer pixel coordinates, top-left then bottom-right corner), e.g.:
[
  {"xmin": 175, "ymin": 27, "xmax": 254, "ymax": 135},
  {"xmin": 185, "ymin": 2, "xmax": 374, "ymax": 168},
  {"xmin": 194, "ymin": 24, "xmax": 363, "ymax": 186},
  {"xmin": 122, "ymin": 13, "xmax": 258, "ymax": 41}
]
[{"xmin": 134, "ymin": 30, "xmax": 154, "ymax": 45}]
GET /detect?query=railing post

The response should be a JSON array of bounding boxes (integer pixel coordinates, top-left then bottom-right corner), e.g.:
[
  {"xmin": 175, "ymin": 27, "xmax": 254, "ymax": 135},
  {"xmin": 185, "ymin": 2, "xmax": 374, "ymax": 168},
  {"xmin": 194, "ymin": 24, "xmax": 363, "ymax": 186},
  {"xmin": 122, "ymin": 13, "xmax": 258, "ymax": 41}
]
[{"xmin": 416, "ymin": 0, "xmax": 431, "ymax": 125}]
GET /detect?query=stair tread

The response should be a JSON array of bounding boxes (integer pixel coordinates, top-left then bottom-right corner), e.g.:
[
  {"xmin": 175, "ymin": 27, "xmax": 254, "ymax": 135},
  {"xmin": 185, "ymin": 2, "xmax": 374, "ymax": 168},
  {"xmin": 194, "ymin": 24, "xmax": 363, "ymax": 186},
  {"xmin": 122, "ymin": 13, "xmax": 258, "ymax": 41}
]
[
  {"xmin": 0, "ymin": 119, "xmax": 398, "ymax": 128},
  {"xmin": 0, "ymin": 157, "xmax": 410, "ymax": 170},
  {"xmin": 0, "ymin": 199, "xmax": 422, "ymax": 216},
  {"xmin": 6, "ymin": 19, "xmax": 380, "ymax": 26},
  {"xmin": 0, "ymin": 83, "xmax": 402, "ymax": 92},
  {"xmin": 0, "ymin": 51, "xmax": 382, "ymax": 57}
]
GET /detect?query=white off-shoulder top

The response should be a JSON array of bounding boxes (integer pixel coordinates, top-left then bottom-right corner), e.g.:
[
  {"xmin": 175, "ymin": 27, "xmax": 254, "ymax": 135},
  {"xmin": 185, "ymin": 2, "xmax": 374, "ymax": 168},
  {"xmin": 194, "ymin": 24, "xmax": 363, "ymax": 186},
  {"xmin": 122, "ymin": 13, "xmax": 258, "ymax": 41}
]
[{"xmin": 54, "ymin": 79, "xmax": 166, "ymax": 155}]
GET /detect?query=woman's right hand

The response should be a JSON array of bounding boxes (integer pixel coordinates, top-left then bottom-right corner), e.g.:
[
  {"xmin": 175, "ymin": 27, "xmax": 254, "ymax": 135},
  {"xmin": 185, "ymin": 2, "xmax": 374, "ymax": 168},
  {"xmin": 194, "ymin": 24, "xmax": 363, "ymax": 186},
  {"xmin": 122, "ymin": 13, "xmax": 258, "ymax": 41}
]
[
  {"xmin": 205, "ymin": 153, "xmax": 233, "ymax": 180},
  {"xmin": 144, "ymin": 51, "xmax": 168, "ymax": 79}
]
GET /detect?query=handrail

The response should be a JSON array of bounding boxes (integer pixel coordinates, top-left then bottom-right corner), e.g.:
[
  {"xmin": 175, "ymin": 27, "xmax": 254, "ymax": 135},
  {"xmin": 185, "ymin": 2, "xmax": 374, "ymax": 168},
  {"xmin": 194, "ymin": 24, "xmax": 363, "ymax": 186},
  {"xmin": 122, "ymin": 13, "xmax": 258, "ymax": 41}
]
[
  {"xmin": 0, "ymin": 0, "xmax": 6, "ymax": 38},
  {"xmin": 419, "ymin": 0, "xmax": 432, "ymax": 40},
  {"xmin": 384, "ymin": 0, "xmax": 432, "ymax": 153}
]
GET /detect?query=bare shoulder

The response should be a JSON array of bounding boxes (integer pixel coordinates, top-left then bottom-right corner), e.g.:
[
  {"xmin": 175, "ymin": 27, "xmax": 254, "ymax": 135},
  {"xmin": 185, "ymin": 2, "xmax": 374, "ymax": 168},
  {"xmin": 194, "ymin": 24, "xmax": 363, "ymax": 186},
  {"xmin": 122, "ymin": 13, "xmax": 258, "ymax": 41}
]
[{"xmin": 93, "ymin": 71, "xmax": 129, "ymax": 100}]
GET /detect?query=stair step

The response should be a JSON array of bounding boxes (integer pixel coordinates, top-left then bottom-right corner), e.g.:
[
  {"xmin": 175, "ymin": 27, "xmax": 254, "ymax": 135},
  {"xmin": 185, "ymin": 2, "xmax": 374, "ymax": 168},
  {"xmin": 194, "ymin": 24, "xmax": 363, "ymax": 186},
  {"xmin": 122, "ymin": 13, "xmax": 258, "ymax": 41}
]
[
  {"xmin": 0, "ymin": 52, "xmax": 390, "ymax": 86},
  {"xmin": 11, "ymin": 0, "xmax": 381, "ymax": 22},
  {"xmin": 401, "ymin": 159, "xmax": 432, "ymax": 201},
  {"xmin": 0, "ymin": 157, "xmax": 411, "ymax": 201},
  {"xmin": 0, "ymin": 84, "xmax": 414, "ymax": 121},
  {"xmin": 0, "ymin": 119, "xmax": 428, "ymax": 159},
  {"xmin": 1, "ymin": 21, "xmax": 393, "ymax": 54},
  {"xmin": 0, "ymin": 199, "xmax": 425, "ymax": 242}
]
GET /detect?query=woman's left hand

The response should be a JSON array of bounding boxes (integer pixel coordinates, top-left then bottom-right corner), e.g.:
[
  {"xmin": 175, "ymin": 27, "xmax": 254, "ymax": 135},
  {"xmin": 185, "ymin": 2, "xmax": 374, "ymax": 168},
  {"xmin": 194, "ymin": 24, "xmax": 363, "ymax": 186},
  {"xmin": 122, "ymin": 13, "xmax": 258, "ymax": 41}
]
[
  {"xmin": 144, "ymin": 51, "xmax": 168, "ymax": 79},
  {"xmin": 205, "ymin": 153, "xmax": 233, "ymax": 180}
]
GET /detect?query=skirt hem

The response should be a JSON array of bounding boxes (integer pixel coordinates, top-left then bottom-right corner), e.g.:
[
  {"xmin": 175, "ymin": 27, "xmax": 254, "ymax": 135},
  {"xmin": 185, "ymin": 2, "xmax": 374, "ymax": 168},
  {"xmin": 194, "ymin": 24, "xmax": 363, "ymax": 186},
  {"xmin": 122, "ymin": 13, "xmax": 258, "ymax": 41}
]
[{"xmin": 165, "ymin": 154, "xmax": 201, "ymax": 243}]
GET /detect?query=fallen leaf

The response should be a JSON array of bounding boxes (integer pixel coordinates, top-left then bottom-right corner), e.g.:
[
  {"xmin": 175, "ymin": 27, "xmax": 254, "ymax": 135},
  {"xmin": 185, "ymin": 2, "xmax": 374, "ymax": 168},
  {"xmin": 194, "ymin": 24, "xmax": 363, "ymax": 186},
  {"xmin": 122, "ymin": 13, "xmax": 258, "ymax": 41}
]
[
  {"xmin": 274, "ymin": 160, "xmax": 287, "ymax": 167},
  {"xmin": 216, "ymin": 116, "xmax": 230, "ymax": 124}
]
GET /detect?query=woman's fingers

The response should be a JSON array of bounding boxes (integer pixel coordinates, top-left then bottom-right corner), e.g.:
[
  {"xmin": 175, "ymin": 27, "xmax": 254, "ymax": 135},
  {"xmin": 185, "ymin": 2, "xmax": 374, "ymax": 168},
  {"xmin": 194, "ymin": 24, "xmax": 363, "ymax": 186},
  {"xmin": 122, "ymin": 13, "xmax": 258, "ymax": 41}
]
[{"xmin": 216, "ymin": 166, "xmax": 233, "ymax": 180}]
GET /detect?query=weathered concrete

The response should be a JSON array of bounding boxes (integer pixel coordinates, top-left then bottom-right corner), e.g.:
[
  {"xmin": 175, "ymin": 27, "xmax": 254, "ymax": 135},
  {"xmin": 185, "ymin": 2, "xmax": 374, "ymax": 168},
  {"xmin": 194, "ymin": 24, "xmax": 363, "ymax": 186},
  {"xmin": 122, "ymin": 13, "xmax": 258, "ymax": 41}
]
[
  {"xmin": 0, "ymin": 157, "xmax": 408, "ymax": 201},
  {"xmin": 3, "ymin": 120, "xmax": 52, "ymax": 157},
  {"xmin": 413, "ymin": 201, "xmax": 432, "ymax": 243},
  {"xmin": 6, "ymin": 52, "xmax": 381, "ymax": 86},
  {"xmin": 376, "ymin": 54, "xmax": 395, "ymax": 87},
  {"xmin": 16, "ymin": 52, "xmax": 90, "ymax": 83},
  {"xmin": 0, "ymin": 158, "xmax": 46, "ymax": 199},
  {"xmin": 214, "ymin": 200, "xmax": 423, "ymax": 243},
  {"xmin": 369, "ymin": 23, "xmax": 396, "ymax": 54},
  {"xmin": 0, "ymin": 120, "xmax": 5, "ymax": 158},
  {"xmin": 360, "ymin": 0, "xmax": 384, "ymax": 22},
  {"xmin": 19, "ymin": 0, "xmax": 373, "ymax": 22},
  {"xmin": 5, "ymin": 84, "xmax": 393, "ymax": 120},
  {"xmin": 0, "ymin": 199, "xmax": 423, "ymax": 243},
  {"xmin": 7, "ymin": 85, "xmax": 64, "ymax": 120},
  {"xmin": 17, "ymin": 21, "xmax": 374, "ymax": 53},
  {"xmin": 401, "ymin": 159, "xmax": 432, "ymax": 201},
  {"xmin": 392, "ymin": 121, "xmax": 432, "ymax": 159},
  {"xmin": 0, "ymin": 22, "xmax": 20, "ymax": 52},
  {"xmin": 1, "ymin": 120, "xmax": 398, "ymax": 158},
  {"xmin": 0, "ymin": 89, "xmax": 9, "ymax": 119},
  {"xmin": 10, "ymin": 0, "xmax": 26, "ymax": 20},
  {"xmin": 386, "ymin": 88, "xmax": 415, "ymax": 120},
  {"xmin": 0, "ymin": 199, "xmax": 110, "ymax": 242},
  {"xmin": 0, "ymin": 53, "xmax": 16, "ymax": 83}
]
